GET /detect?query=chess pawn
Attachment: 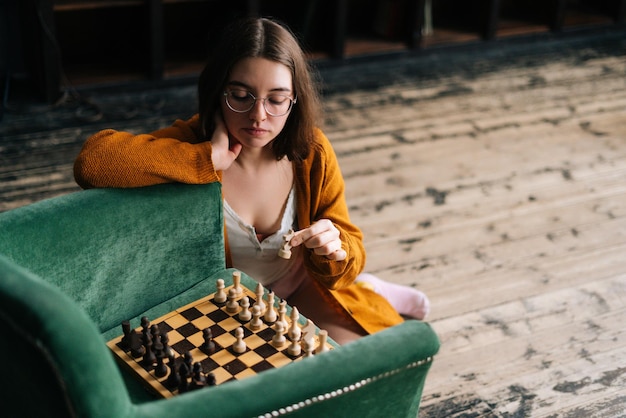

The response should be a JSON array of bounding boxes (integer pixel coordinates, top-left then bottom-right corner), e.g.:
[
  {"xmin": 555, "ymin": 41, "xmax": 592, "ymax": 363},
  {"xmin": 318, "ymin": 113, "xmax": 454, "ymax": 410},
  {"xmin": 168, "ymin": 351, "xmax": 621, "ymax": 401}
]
[
  {"xmin": 302, "ymin": 337, "xmax": 315, "ymax": 358},
  {"xmin": 214, "ymin": 278, "xmax": 227, "ymax": 303},
  {"xmin": 178, "ymin": 362, "xmax": 190, "ymax": 393},
  {"xmin": 232, "ymin": 327, "xmax": 247, "ymax": 354},
  {"xmin": 205, "ymin": 372, "xmax": 217, "ymax": 386},
  {"xmin": 272, "ymin": 321, "xmax": 287, "ymax": 348},
  {"xmin": 154, "ymin": 354, "xmax": 168, "ymax": 377},
  {"xmin": 287, "ymin": 338, "xmax": 301, "ymax": 357},
  {"xmin": 201, "ymin": 328, "xmax": 216, "ymax": 354},
  {"xmin": 250, "ymin": 304, "xmax": 263, "ymax": 330},
  {"xmin": 316, "ymin": 330, "xmax": 330, "ymax": 354},
  {"xmin": 190, "ymin": 362, "xmax": 207, "ymax": 390},
  {"xmin": 226, "ymin": 288, "xmax": 239, "ymax": 313},
  {"xmin": 238, "ymin": 296, "xmax": 252, "ymax": 321},
  {"xmin": 264, "ymin": 292, "xmax": 277, "ymax": 323}
]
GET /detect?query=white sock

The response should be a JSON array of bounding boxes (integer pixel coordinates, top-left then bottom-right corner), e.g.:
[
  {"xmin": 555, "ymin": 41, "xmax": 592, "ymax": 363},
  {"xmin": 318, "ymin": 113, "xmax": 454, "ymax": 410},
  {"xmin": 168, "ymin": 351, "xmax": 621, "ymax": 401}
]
[{"xmin": 356, "ymin": 273, "xmax": 430, "ymax": 320}]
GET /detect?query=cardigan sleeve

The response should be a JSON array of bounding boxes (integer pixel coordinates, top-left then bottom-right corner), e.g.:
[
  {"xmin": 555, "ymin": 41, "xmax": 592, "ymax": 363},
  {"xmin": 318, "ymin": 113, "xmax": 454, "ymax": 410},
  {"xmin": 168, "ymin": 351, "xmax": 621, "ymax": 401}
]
[
  {"xmin": 297, "ymin": 130, "xmax": 366, "ymax": 290},
  {"xmin": 74, "ymin": 115, "xmax": 220, "ymax": 189}
]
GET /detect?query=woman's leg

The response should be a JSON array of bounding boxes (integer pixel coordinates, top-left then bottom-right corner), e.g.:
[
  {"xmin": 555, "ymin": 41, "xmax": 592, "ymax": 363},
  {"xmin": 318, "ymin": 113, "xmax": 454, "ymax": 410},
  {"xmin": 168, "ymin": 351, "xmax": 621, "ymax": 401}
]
[{"xmin": 355, "ymin": 273, "xmax": 430, "ymax": 320}]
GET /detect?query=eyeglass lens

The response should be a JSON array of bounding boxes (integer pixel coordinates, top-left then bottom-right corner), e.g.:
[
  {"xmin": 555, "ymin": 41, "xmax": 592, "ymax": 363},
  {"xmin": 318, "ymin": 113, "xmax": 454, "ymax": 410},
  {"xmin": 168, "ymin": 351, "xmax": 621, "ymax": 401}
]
[{"xmin": 225, "ymin": 90, "xmax": 294, "ymax": 116}]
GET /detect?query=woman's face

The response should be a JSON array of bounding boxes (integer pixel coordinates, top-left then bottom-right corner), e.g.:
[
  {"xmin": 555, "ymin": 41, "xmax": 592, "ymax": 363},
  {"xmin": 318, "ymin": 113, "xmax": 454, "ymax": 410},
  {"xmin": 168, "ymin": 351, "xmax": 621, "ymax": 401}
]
[{"xmin": 221, "ymin": 57, "xmax": 294, "ymax": 151}]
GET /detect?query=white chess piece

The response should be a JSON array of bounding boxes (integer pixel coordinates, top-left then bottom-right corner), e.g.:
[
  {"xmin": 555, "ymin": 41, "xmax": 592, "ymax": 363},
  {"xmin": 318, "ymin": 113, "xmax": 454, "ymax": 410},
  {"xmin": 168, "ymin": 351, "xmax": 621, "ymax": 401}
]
[
  {"xmin": 238, "ymin": 296, "xmax": 251, "ymax": 321},
  {"xmin": 232, "ymin": 327, "xmax": 247, "ymax": 354},
  {"xmin": 214, "ymin": 278, "xmax": 227, "ymax": 303}
]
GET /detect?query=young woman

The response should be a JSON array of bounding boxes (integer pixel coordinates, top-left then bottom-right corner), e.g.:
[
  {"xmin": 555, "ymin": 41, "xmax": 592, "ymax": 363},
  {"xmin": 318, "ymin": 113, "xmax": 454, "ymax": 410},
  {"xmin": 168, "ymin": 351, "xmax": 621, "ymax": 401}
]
[{"xmin": 74, "ymin": 17, "xmax": 429, "ymax": 344}]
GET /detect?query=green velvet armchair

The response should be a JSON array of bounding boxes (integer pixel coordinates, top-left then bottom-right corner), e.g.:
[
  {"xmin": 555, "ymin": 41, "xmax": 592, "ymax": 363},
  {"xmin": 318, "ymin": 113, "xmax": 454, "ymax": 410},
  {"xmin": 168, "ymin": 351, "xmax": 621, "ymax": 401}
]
[{"xmin": 0, "ymin": 183, "xmax": 439, "ymax": 417}]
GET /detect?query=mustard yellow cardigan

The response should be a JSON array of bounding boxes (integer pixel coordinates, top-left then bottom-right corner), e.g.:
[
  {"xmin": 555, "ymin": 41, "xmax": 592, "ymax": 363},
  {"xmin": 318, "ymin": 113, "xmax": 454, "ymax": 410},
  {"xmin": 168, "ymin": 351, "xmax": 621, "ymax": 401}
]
[{"xmin": 74, "ymin": 115, "xmax": 403, "ymax": 334}]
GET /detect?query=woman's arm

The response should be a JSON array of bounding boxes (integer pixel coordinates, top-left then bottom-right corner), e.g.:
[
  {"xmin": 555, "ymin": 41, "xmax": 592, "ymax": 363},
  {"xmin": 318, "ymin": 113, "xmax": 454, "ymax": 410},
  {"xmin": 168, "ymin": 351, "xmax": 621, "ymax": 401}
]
[
  {"xmin": 295, "ymin": 130, "xmax": 366, "ymax": 290},
  {"xmin": 74, "ymin": 116, "xmax": 220, "ymax": 189}
]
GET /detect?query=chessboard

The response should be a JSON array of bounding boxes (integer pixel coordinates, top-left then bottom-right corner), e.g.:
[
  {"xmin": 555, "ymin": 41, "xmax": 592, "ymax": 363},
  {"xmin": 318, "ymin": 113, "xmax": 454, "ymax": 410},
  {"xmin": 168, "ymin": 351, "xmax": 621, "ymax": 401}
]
[{"xmin": 107, "ymin": 271, "xmax": 333, "ymax": 398}]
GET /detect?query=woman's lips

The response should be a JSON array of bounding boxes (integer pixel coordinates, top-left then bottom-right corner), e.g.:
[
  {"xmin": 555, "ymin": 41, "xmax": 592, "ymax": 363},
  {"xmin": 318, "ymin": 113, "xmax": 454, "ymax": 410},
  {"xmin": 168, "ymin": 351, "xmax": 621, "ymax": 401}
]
[{"xmin": 244, "ymin": 128, "xmax": 268, "ymax": 136}]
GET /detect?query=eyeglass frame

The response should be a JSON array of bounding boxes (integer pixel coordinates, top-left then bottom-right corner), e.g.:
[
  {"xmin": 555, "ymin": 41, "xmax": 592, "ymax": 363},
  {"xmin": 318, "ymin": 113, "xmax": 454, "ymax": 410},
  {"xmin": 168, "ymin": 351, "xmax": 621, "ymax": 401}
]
[{"xmin": 223, "ymin": 90, "xmax": 297, "ymax": 117}]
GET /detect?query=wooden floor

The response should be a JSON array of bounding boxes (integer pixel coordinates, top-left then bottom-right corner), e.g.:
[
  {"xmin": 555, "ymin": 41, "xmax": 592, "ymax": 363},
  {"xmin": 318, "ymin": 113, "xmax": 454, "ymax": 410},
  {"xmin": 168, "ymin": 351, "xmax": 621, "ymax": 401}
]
[{"xmin": 1, "ymin": 30, "xmax": 625, "ymax": 417}]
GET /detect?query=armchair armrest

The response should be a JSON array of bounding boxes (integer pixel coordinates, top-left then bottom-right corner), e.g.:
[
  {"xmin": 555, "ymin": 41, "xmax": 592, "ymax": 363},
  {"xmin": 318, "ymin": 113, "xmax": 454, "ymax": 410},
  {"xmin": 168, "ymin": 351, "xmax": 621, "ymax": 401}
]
[
  {"xmin": 0, "ymin": 255, "xmax": 132, "ymax": 418},
  {"xmin": 131, "ymin": 320, "xmax": 439, "ymax": 418}
]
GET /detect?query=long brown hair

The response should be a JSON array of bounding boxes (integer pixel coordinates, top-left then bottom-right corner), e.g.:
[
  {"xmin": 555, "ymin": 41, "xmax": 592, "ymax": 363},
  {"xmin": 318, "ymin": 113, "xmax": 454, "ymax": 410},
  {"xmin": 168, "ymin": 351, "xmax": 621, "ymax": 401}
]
[{"xmin": 198, "ymin": 17, "xmax": 322, "ymax": 161}]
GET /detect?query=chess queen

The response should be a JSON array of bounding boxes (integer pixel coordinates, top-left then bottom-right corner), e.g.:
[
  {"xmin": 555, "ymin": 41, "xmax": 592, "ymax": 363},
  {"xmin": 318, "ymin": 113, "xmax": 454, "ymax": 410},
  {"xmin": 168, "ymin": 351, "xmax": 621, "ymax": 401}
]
[{"xmin": 74, "ymin": 17, "xmax": 429, "ymax": 344}]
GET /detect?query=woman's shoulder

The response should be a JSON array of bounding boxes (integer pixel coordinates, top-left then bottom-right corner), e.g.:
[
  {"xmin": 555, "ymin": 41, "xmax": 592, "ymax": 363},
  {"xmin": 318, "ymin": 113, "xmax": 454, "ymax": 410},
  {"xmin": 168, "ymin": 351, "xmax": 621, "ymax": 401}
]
[{"xmin": 300, "ymin": 128, "xmax": 340, "ymax": 171}]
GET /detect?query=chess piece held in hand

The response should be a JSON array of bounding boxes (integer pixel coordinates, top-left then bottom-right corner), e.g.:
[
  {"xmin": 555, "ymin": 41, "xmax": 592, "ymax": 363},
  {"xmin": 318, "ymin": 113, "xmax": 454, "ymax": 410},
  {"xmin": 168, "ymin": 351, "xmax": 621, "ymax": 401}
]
[{"xmin": 278, "ymin": 228, "xmax": 296, "ymax": 259}]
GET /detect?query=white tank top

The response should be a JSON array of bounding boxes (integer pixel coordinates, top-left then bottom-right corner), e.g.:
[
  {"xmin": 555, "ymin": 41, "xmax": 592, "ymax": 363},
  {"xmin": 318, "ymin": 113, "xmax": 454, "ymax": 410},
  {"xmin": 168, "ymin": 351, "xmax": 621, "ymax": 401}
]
[{"xmin": 223, "ymin": 186, "xmax": 307, "ymax": 298}]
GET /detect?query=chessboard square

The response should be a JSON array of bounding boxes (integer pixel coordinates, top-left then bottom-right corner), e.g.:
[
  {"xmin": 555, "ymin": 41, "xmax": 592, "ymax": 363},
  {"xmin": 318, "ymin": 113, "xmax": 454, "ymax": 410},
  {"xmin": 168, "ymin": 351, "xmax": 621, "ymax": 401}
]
[
  {"xmin": 176, "ymin": 322, "xmax": 200, "ymax": 338},
  {"xmin": 171, "ymin": 338, "xmax": 195, "ymax": 355},
  {"xmin": 209, "ymin": 325, "xmax": 228, "ymax": 338},
  {"xmin": 250, "ymin": 359, "xmax": 274, "ymax": 374},
  {"xmin": 210, "ymin": 367, "xmax": 233, "ymax": 386},
  {"xmin": 187, "ymin": 333, "xmax": 205, "ymax": 349},
  {"xmin": 267, "ymin": 352, "xmax": 296, "ymax": 368},
  {"xmin": 179, "ymin": 307, "xmax": 203, "ymax": 321},
  {"xmin": 213, "ymin": 332, "xmax": 237, "ymax": 347},
  {"xmin": 238, "ymin": 350, "xmax": 264, "ymax": 366},
  {"xmin": 254, "ymin": 342, "xmax": 279, "ymax": 358},
  {"xmin": 233, "ymin": 367, "xmax": 257, "ymax": 381},
  {"xmin": 191, "ymin": 316, "xmax": 213, "ymax": 331},
  {"xmin": 163, "ymin": 314, "xmax": 191, "ymax": 329},
  {"xmin": 242, "ymin": 334, "xmax": 266, "ymax": 350},
  {"xmin": 207, "ymin": 309, "xmax": 230, "ymax": 323},
  {"xmin": 199, "ymin": 356, "xmax": 220, "ymax": 373},
  {"xmin": 217, "ymin": 317, "xmax": 243, "ymax": 332},
  {"xmin": 224, "ymin": 358, "xmax": 247, "ymax": 375},
  {"xmin": 155, "ymin": 321, "xmax": 174, "ymax": 334},
  {"xmin": 195, "ymin": 300, "xmax": 218, "ymax": 315},
  {"xmin": 214, "ymin": 332, "xmax": 236, "ymax": 349},
  {"xmin": 159, "ymin": 330, "xmax": 184, "ymax": 346},
  {"xmin": 211, "ymin": 347, "xmax": 236, "ymax": 365},
  {"xmin": 256, "ymin": 327, "xmax": 275, "ymax": 341}
]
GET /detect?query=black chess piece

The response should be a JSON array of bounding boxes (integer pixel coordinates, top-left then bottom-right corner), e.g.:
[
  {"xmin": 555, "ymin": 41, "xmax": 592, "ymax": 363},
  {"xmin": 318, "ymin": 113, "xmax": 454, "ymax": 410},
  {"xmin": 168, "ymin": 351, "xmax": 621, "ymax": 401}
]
[
  {"xmin": 200, "ymin": 328, "xmax": 216, "ymax": 355},
  {"xmin": 141, "ymin": 331, "xmax": 156, "ymax": 368},
  {"xmin": 165, "ymin": 354, "xmax": 180, "ymax": 389},
  {"xmin": 160, "ymin": 332, "xmax": 173, "ymax": 358},
  {"xmin": 120, "ymin": 320, "xmax": 132, "ymax": 350},
  {"xmin": 154, "ymin": 354, "xmax": 168, "ymax": 377},
  {"xmin": 206, "ymin": 372, "xmax": 217, "ymax": 386},
  {"xmin": 190, "ymin": 362, "xmax": 207, "ymax": 390},
  {"xmin": 178, "ymin": 362, "xmax": 190, "ymax": 393}
]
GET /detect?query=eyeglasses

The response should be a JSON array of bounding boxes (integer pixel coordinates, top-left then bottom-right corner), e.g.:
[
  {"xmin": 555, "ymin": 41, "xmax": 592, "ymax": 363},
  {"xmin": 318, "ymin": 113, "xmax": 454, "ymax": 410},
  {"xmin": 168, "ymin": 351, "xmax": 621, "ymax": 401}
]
[{"xmin": 223, "ymin": 90, "xmax": 296, "ymax": 117}]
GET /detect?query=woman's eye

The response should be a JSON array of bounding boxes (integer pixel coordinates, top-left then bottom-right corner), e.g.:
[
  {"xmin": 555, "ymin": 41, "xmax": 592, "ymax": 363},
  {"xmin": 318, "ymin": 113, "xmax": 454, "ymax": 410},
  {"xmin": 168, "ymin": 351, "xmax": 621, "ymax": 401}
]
[
  {"xmin": 231, "ymin": 91, "xmax": 251, "ymax": 101},
  {"xmin": 268, "ymin": 95, "xmax": 288, "ymax": 105}
]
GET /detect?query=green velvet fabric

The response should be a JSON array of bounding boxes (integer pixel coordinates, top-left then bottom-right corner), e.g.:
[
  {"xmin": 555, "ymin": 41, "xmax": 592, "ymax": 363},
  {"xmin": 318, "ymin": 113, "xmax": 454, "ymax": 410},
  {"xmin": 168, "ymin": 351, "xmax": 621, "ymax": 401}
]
[
  {"xmin": 0, "ymin": 183, "xmax": 225, "ymax": 335},
  {"xmin": 0, "ymin": 183, "xmax": 440, "ymax": 417}
]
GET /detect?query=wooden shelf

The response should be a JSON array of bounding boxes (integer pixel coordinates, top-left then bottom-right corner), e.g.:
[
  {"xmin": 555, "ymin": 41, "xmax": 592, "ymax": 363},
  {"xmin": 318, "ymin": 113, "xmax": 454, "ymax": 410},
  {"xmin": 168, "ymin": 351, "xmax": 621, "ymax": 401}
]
[
  {"xmin": 12, "ymin": 0, "xmax": 626, "ymax": 100},
  {"xmin": 54, "ymin": 1, "xmax": 145, "ymax": 12}
]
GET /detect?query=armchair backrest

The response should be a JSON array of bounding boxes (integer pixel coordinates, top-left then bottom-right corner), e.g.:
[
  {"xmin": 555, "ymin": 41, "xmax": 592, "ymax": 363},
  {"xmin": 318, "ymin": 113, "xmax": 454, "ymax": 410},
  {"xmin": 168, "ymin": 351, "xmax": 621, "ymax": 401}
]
[
  {"xmin": 0, "ymin": 183, "xmax": 225, "ymax": 335},
  {"xmin": 0, "ymin": 183, "xmax": 440, "ymax": 417}
]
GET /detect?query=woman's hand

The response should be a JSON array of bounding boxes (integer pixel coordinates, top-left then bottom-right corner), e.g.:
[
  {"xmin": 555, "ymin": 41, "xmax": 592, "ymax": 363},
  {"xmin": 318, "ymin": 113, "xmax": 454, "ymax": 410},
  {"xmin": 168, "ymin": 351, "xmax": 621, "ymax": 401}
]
[
  {"xmin": 211, "ymin": 115, "xmax": 242, "ymax": 171},
  {"xmin": 291, "ymin": 220, "xmax": 347, "ymax": 261}
]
